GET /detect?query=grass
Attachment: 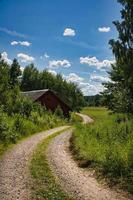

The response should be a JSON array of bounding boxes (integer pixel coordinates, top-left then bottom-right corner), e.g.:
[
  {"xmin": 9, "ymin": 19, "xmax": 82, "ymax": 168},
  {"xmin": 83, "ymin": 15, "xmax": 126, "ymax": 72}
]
[
  {"xmin": 71, "ymin": 107, "xmax": 133, "ymax": 194},
  {"xmin": 0, "ymin": 113, "xmax": 65, "ymax": 158},
  {"xmin": 70, "ymin": 112, "xmax": 83, "ymax": 124},
  {"xmin": 30, "ymin": 128, "xmax": 73, "ymax": 200}
]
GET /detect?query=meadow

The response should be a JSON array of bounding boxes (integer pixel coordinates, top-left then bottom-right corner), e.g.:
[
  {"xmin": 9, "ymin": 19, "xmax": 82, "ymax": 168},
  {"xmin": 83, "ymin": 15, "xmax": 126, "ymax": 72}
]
[{"xmin": 71, "ymin": 107, "xmax": 133, "ymax": 193}]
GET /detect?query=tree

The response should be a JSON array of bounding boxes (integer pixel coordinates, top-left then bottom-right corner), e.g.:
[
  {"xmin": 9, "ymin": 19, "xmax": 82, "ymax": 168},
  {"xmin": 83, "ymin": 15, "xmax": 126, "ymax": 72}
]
[
  {"xmin": 21, "ymin": 66, "xmax": 85, "ymax": 111},
  {"xmin": 21, "ymin": 64, "xmax": 39, "ymax": 91},
  {"xmin": 102, "ymin": 0, "xmax": 133, "ymax": 113},
  {"xmin": 0, "ymin": 56, "xmax": 10, "ymax": 107},
  {"xmin": 10, "ymin": 59, "xmax": 21, "ymax": 87}
]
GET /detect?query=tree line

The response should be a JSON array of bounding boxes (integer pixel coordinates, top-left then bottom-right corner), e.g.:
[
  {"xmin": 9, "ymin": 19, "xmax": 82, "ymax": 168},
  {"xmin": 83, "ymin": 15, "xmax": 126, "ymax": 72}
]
[
  {"xmin": 102, "ymin": 0, "xmax": 133, "ymax": 114},
  {"xmin": 21, "ymin": 64, "xmax": 85, "ymax": 111},
  {"xmin": 0, "ymin": 55, "xmax": 85, "ymax": 113}
]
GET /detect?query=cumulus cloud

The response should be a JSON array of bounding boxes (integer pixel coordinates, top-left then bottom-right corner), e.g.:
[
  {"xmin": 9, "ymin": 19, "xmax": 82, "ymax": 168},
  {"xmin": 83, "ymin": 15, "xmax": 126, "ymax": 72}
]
[
  {"xmin": 47, "ymin": 69, "xmax": 57, "ymax": 76},
  {"xmin": 63, "ymin": 73, "xmax": 104, "ymax": 96},
  {"xmin": 90, "ymin": 74, "xmax": 110, "ymax": 83},
  {"xmin": 63, "ymin": 28, "xmax": 76, "ymax": 36},
  {"xmin": 1, "ymin": 52, "xmax": 12, "ymax": 65},
  {"xmin": 0, "ymin": 27, "xmax": 27, "ymax": 38},
  {"xmin": 48, "ymin": 59, "xmax": 71, "ymax": 68},
  {"xmin": 11, "ymin": 41, "xmax": 31, "ymax": 46},
  {"xmin": 63, "ymin": 73, "xmax": 84, "ymax": 83},
  {"xmin": 80, "ymin": 56, "xmax": 114, "ymax": 70},
  {"xmin": 98, "ymin": 27, "xmax": 111, "ymax": 32},
  {"xmin": 17, "ymin": 53, "xmax": 35, "ymax": 63},
  {"xmin": 81, "ymin": 83, "xmax": 104, "ymax": 96},
  {"xmin": 20, "ymin": 66, "xmax": 25, "ymax": 73}
]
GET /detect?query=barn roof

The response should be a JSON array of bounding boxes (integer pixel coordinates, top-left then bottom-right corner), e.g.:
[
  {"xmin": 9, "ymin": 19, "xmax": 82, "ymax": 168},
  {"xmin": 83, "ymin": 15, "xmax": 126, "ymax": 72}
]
[
  {"xmin": 21, "ymin": 89, "xmax": 72, "ymax": 111},
  {"xmin": 21, "ymin": 89, "xmax": 49, "ymax": 101}
]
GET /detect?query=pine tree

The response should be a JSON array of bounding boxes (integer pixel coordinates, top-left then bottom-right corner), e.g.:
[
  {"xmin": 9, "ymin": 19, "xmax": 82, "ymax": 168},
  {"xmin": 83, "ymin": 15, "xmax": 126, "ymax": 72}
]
[
  {"xmin": 103, "ymin": 0, "xmax": 133, "ymax": 113},
  {"xmin": 10, "ymin": 59, "xmax": 21, "ymax": 87}
]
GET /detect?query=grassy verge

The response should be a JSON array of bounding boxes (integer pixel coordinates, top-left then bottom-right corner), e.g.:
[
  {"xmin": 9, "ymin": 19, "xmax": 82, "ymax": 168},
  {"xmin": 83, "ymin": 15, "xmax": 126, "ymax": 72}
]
[
  {"xmin": 0, "ymin": 113, "xmax": 66, "ymax": 158},
  {"xmin": 70, "ymin": 112, "xmax": 83, "ymax": 124},
  {"xmin": 30, "ymin": 128, "xmax": 73, "ymax": 200},
  {"xmin": 70, "ymin": 107, "xmax": 133, "ymax": 194}
]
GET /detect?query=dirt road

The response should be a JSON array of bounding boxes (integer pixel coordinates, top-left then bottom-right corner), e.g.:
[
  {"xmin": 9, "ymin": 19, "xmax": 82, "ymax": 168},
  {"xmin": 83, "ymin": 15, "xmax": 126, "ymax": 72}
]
[
  {"xmin": 48, "ymin": 114, "xmax": 132, "ymax": 200},
  {"xmin": 0, "ymin": 126, "xmax": 69, "ymax": 200}
]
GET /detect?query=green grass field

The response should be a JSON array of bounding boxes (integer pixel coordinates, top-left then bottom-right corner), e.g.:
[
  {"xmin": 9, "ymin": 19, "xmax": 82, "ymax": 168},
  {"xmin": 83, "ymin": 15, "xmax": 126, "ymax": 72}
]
[{"xmin": 71, "ymin": 107, "xmax": 133, "ymax": 193}]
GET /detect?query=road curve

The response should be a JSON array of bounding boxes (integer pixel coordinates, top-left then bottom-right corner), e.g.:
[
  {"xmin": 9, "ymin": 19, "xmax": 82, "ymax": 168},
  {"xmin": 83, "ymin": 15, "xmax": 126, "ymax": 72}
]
[
  {"xmin": 76, "ymin": 113, "xmax": 94, "ymax": 124},
  {"xmin": 0, "ymin": 126, "xmax": 69, "ymax": 200},
  {"xmin": 47, "ymin": 114, "xmax": 132, "ymax": 200}
]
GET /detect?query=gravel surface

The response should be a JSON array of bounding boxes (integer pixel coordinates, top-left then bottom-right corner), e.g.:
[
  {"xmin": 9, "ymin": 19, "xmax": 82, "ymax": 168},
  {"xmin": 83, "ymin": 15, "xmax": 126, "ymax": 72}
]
[
  {"xmin": 48, "ymin": 114, "xmax": 132, "ymax": 200},
  {"xmin": 0, "ymin": 126, "xmax": 69, "ymax": 200},
  {"xmin": 76, "ymin": 113, "xmax": 94, "ymax": 124}
]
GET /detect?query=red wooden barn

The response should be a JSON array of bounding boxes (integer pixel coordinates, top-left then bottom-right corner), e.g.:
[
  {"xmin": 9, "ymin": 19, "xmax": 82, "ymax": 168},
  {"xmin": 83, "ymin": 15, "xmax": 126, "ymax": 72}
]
[{"xmin": 22, "ymin": 89, "xmax": 72, "ymax": 117}]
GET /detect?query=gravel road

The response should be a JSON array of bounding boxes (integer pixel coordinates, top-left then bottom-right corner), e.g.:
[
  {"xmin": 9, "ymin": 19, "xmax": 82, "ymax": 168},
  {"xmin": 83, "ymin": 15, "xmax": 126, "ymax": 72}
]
[
  {"xmin": 48, "ymin": 114, "xmax": 132, "ymax": 200},
  {"xmin": 0, "ymin": 126, "xmax": 69, "ymax": 200},
  {"xmin": 76, "ymin": 113, "xmax": 94, "ymax": 124}
]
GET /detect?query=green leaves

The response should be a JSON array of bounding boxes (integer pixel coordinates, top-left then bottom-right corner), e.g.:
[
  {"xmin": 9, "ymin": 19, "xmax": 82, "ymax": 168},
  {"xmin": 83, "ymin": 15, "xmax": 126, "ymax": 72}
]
[{"xmin": 103, "ymin": 0, "xmax": 133, "ymax": 113}]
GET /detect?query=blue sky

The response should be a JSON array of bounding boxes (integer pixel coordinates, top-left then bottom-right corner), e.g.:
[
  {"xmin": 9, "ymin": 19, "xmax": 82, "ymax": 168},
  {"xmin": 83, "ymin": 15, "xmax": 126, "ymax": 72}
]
[{"xmin": 0, "ymin": 0, "xmax": 121, "ymax": 95}]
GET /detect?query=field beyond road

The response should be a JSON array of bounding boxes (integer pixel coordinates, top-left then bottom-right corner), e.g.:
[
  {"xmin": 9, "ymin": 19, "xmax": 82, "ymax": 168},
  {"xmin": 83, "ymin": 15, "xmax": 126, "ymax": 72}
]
[{"xmin": 71, "ymin": 107, "xmax": 133, "ymax": 194}]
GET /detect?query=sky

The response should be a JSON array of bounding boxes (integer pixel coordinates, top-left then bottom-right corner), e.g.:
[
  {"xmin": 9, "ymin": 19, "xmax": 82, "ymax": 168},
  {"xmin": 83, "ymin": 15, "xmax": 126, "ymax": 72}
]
[{"xmin": 0, "ymin": 0, "xmax": 121, "ymax": 95}]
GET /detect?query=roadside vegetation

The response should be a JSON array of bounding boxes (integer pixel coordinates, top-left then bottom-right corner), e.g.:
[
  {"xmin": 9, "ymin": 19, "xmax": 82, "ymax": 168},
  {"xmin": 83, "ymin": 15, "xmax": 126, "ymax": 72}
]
[
  {"xmin": 30, "ymin": 129, "xmax": 73, "ymax": 200},
  {"xmin": 0, "ymin": 106, "xmax": 65, "ymax": 156},
  {"xmin": 71, "ymin": 107, "xmax": 133, "ymax": 193},
  {"xmin": 71, "ymin": 0, "xmax": 133, "ymax": 194},
  {"xmin": 0, "ymin": 55, "xmax": 84, "ymax": 156}
]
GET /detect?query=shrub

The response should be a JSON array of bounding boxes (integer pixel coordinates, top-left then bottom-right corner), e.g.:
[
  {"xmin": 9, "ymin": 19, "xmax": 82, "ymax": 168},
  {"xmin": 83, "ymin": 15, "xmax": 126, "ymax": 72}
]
[{"xmin": 55, "ymin": 106, "xmax": 64, "ymax": 118}]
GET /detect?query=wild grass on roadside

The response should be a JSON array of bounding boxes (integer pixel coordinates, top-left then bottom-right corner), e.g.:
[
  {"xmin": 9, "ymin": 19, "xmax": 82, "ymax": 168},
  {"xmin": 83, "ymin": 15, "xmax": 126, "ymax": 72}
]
[
  {"xmin": 30, "ymin": 130, "xmax": 73, "ymax": 200},
  {"xmin": 70, "ymin": 112, "xmax": 83, "ymax": 124},
  {"xmin": 0, "ymin": 110, "xmax": 65, "ymax": 157},
  {"xmin": 71, "ymin": 107, "xmax": 133, "ymax": 194}
]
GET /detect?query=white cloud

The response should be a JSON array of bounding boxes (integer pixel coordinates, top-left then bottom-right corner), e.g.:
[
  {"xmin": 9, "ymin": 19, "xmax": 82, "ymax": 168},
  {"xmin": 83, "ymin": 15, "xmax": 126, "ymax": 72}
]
[
  {"xmin": 40, "ymin": 53, "xmax": 50, "ymax": 60},
  {"xmin": 47, "ymin": 69, "xmax": 57, "ymax": 76},
  {"xmin": 63, "ymin": 28, "xmax": 76, "ymax": 36},
  {"xmin": 63, "ymin": 73, "xmax": 84, "ymax": 83},
  {"xmin": 20, "ymin": 66, "xmax": 25, "ymax": 73},
  {"xmin": 1, "ymin": 52, "xmax": 12, "ymax": 65},
  {"xmin": 80, "ymin": 56, "xmax": 114, "ymax": 70},
  {"xmin": 90, "ymin": 74, "xmax": 110, "ymax": 83},
  {"xmin": 81, "ymin": 83, "xmax": 104, "ymax": 96},
  {"xmin": 48, "ymin": 59, "xmax": 71, "ymax": 68},
  {"xmin": 11, "ymin": 41, "xmax": 31, "ymax": 46},
  {"xmin": 17, "ymin": 53, "xmax": 35, "ymax": 63},
  {"xmin": 98, "ymin": 27, "xmax": 111, "ymax": 32},
  {"xmin": 11, "ymin": 41, "xmax": 18, "ymax": 45},
  {"xmin": 63, "ymin": 73, "xmax": 104, "ymax": 96},
  {"xmin": 0, "ymin": 27, "xmax": 27, "ymax": 38}
]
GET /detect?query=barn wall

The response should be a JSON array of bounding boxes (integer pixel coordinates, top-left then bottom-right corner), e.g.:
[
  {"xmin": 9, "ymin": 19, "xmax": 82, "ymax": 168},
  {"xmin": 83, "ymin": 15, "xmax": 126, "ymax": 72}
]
[{"xmin": 37, "ymin": 91, "xmax": 70, "ymax": 117}]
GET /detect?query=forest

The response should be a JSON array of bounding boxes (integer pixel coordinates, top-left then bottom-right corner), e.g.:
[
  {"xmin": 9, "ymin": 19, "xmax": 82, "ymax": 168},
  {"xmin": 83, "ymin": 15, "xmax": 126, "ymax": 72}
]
[{"xmin": 0, "ymin": 56, "xmax": 84, "ymax": 152}]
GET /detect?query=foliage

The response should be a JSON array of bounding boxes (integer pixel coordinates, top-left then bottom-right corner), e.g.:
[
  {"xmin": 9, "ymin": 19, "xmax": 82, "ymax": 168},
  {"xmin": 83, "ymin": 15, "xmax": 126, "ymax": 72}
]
[
  {"xmin": 0, "ymin": 55, "xmax": 65, "ymax": 151},
  {"xmin": 70, "ymin": 112, "xmax": 82, "ymax": 124},
  {"xmin": 102, "ymin": 0, "xmax": 133, "ymax": 113},
  {"xmin": 84, "ymin": 95, "xmax": 103, "ymax": 107},
  {"xmin": 21, "ymin": 65, "xmax": 85, "ymax": 111},
  {"xmin": 9, "ymin": 59, "xmax": 21, "ymax": 87},
  {"xmin": 71, "ymin": 108, "xmax": 133, "ymax": 193},
  {"xmin": 54, "ymin": 105, "xmax": 64, "ymax": 118}
]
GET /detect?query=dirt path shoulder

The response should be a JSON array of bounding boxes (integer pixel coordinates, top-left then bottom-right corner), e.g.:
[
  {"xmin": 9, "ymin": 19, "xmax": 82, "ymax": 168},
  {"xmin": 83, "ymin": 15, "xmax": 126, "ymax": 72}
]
[
  {"xmin": 47, "ymin": 114, "xmax": 132, "ymax": 200},
  {"xmin": 0, "ymin": 126, "xmax": 69, "ymax": 200}
]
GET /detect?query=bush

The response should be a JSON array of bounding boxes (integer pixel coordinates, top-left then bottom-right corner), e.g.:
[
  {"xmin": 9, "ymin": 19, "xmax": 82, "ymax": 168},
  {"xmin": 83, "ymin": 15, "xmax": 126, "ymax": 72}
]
[
  {"xmin": 0, "ymin": 109, "xmax": 19, "ymax": 143},
  {"xmin": 54, "ymin": 106, "xmax": 64, "ymax": 118}
]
